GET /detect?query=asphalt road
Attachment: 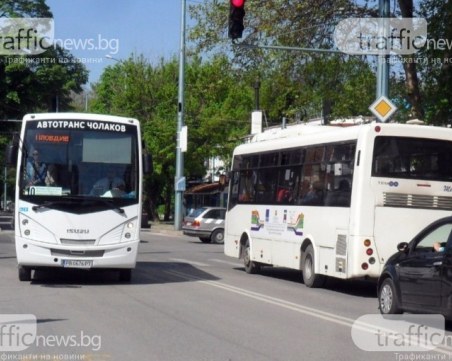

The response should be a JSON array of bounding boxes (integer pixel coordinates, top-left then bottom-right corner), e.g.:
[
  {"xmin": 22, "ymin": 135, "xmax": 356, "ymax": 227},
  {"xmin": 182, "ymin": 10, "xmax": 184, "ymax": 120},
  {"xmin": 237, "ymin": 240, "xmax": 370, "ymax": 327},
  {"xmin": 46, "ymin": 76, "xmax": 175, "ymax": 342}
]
[{"xmin": 1, "ymin": 229, "xmax": 452, "ymax": 361}]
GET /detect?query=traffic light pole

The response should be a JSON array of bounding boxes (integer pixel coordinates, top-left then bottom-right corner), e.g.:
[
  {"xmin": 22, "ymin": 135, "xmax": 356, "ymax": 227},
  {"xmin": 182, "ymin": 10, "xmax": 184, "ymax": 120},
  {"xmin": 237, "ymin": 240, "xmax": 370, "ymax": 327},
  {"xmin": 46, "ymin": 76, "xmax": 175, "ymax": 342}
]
[
  {"xmin": 234, "ymin": 42, "xmax": 343, "ymax": 54},
  {"xmin": 174, "ymin": 0, "xmax": 186, "ymax": 230},
  {"xmin": 376, "ymin": 0, "xmax": 390, "ymax": 98}
]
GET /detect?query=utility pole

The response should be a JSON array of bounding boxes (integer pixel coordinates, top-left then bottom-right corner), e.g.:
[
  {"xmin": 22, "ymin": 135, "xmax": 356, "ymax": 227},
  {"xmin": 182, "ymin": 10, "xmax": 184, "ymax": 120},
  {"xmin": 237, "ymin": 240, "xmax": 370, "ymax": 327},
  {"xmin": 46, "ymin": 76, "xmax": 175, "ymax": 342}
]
[
  {"xmin": 376, "ymin": 0, "xmax": 390, "ymax": 98},
  {"xmin": 174, "ymin": 0, "xmax": 186, "ymax": 230}
]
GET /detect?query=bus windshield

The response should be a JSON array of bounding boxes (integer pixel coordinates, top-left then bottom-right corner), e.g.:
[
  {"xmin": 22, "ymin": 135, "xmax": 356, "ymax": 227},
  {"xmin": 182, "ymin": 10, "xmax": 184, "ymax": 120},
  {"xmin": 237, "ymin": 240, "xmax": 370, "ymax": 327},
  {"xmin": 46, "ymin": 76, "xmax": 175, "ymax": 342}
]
[
  {"xmin": 372, "ymin": 136, "xmax": 452, "ymax": 181},
  {"xmin": 19, "ymin": 120, "xmax": 139, "ymax": 210}
]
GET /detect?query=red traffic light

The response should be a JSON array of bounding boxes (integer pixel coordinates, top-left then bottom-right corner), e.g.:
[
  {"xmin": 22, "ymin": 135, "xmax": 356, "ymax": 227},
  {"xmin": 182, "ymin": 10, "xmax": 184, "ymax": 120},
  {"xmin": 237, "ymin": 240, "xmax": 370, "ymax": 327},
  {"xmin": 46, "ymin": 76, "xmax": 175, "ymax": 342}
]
[
  {"xmin": 231, "ymin": 0, "xmax": 245, "ymax": 7},
  {"xmin": 229, "ymin": 0, "xmax": 246, "ymax": 39}
]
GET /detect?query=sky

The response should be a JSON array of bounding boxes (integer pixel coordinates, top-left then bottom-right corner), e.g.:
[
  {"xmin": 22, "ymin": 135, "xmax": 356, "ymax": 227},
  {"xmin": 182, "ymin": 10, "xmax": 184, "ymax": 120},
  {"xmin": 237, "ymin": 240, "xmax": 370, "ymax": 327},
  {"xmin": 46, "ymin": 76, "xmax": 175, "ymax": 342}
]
[{"xmin": 46, "ymin": 0, "xmax": 184, "ymax": 85}]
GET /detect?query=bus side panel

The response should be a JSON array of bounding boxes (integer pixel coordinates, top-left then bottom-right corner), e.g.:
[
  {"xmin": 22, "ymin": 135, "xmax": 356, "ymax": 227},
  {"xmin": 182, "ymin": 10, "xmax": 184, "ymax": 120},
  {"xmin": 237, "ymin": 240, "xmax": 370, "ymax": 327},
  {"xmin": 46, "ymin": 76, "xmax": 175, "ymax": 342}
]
[
  {"xmin": 224, "ymin": 206, "xmax": 244, "ymax": 258},
  {"xmin": 373, "ymin": 206, "xmax": 452, "ymax": 269},
  {"xmin": 225, "ymin": 204, "xmax": 352, "ymax": 274}
]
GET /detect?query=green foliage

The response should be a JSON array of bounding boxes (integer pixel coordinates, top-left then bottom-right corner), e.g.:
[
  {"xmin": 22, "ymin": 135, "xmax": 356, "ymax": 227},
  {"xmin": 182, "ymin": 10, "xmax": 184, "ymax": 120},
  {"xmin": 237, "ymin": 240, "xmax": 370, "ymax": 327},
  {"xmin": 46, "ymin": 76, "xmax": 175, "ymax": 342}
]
[
  {"xmin": 0, "ymin": 1, "xmax": 88, "ymax": 119},
  {"xmin": 417, "ymin": 0, "xmax": 452, "ymax": 124},
  {"xmin": 189, "ymin": 0, "xmax": 451, "ymax": 124}
]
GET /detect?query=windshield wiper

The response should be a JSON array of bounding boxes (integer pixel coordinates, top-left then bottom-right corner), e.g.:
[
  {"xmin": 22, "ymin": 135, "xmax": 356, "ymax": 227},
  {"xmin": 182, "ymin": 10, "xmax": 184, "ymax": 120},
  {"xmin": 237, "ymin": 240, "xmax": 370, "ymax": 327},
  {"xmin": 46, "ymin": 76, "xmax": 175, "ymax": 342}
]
[
  {"xmin": 31, "ymin": 197, "xmax": 80, "ymax": 211},
  {"xmin": 96, "ymin": 199, "xmax": 125, "ymax": 214},
  {"xmin": 32, "ymin": 201, "xmax": 62, "ymax": 211}
]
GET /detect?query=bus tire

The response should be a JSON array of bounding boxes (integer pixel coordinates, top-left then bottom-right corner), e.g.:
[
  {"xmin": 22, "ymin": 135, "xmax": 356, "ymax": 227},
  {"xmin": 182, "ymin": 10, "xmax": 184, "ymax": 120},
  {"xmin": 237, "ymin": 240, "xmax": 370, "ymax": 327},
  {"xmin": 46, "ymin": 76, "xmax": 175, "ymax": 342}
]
[
  {"xmin": 211, "ymin": 229, "xmax": 224, "ymax": 244},
  {"xmin": 302, "ymin": 245, "xmax": 325, "ymax": 288},
  {"xmin": 18, "ymin": 266, "xmax": 32, "ymax": 282},
  {"xmin": 378, "ymin": 278, "xmax": 402, "ymax": 314},
  {"xmin": 243, "ymin": 240, "xmax": 260, "ymax": 274}
]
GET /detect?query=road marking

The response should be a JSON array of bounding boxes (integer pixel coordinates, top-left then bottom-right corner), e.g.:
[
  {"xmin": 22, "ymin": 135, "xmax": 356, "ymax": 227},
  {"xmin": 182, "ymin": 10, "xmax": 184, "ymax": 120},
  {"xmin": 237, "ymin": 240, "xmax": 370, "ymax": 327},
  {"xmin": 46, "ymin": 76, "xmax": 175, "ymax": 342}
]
[
  {"xmin": 164, "ymin": 269, "xmax": 452, "ymax": 356},
  {"xmin": 168, "ymin": 258, "xmax": 210, "ymax": 267},
  {"xmin": 209, "ymin": 258, "xmax": 243, "ymax": 267}
]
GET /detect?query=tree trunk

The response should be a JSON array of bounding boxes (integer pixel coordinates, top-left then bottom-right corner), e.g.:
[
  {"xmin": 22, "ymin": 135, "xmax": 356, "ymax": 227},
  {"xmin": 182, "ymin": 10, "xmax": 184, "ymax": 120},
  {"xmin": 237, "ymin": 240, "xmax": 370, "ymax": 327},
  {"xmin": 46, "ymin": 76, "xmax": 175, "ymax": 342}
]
[{"xmin": 398, "ymin": 0, "xmax": 424, "ymax": 119}]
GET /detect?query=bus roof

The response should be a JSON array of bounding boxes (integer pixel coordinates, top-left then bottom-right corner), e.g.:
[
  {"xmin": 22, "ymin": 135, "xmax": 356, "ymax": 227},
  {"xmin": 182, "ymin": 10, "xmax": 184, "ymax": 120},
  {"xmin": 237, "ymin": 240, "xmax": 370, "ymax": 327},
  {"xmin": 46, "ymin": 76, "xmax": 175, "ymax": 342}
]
[
  {"xmin": 23, "ymin": 112, "xmax": 139, "ymax": 125},
  {"xmin": 234, "ymin": 122, "xmax": 452, "ymax": 155}
]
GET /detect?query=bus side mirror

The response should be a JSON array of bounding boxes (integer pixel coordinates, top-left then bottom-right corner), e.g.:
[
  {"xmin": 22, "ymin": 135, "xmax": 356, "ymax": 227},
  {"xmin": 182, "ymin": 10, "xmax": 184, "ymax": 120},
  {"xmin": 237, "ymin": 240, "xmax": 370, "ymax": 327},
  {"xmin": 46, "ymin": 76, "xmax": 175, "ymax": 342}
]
[
  {"xmin": 143, "ymin": 153, "xmax": 153, "ymax": 174},
  {"xmin": 5, "ymin": 142, "xmax": 18, "ymax": 167}
]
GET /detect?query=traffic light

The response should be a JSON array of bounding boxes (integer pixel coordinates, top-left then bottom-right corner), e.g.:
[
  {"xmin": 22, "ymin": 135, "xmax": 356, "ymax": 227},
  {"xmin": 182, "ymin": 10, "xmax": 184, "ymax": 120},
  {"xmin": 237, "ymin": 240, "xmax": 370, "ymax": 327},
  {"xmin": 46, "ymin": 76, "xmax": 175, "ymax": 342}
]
[{"xmin": 228, "ymin": 0, "xmax": 246, "ymax": 40}]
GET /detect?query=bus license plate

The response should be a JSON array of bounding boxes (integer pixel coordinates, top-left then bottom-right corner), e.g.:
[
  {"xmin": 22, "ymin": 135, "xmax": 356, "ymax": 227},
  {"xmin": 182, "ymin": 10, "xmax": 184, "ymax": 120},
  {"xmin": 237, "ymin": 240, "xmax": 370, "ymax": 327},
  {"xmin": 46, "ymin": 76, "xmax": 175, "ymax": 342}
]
[{"xmin": 62, "ymin": 259, "xmax": 93, "ymax": 268}]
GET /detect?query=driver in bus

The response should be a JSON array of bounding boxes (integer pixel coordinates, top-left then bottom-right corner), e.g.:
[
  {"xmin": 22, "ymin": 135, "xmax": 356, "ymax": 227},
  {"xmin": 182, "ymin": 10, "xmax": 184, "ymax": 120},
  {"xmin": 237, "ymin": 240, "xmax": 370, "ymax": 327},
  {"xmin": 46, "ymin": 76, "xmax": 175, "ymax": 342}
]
[
  {"xmin": 90, "ymin": 170, "xmax": 125, "ymax": 196},
  {"xmin": 26, "ymin": 149, "xmax": 47, "ymax": 186}
]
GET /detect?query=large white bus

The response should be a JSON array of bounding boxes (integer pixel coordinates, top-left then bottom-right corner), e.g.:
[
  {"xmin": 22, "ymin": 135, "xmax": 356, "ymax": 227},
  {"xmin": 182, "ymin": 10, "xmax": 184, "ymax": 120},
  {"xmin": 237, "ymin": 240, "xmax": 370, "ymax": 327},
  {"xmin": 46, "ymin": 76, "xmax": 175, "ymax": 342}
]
[
  {"xmin": 224, "ymin": 122, "xmax": 452, "ymax": 287},
  {"xmin": 7, "ymin": 113, "xmax": 151, "ymax": 282}
]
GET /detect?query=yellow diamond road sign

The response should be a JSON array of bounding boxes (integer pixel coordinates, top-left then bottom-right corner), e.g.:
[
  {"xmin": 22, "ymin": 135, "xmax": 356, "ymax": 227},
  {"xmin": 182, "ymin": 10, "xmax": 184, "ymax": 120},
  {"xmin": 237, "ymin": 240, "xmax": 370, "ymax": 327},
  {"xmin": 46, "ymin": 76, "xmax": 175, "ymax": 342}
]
[{"xmin": 369, "ymin": 96, "xmax": 397, "ymax": 122}]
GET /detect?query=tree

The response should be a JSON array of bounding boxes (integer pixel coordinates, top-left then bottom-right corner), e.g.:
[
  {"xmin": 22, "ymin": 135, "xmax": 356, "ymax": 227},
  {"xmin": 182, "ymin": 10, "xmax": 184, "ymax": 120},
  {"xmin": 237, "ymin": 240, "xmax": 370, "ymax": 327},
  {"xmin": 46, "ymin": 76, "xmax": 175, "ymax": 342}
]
[
  {"xmin": 0, "ymin": 1, "xmax": 88, "ymax": 119},
  {"xmin": 418, "ymin": 0, "xmax": 452, "ymax": 124},
  {"xmin": 188, "ymin": 1, "xmax": 378, "ymax": 122},
  {"xmin": 397, "ymin": 0, "xmax": 424, "ymax": 120},
  {"xmin": 188, "ymin": 1, "xmax": 451, "ymax": 124}
]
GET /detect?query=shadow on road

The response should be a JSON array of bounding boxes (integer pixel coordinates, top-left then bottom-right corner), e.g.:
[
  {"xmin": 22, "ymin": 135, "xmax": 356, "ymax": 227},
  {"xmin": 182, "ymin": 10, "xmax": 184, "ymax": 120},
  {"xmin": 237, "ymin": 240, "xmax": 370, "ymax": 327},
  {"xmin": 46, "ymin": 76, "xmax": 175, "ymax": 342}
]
[
  {"xmin": 232, "ymin": 266, "xmax": 377, "ymax": 299},
  {"xmin": 30, "ymin": 261, "xmax": 219, "ymax": 287}
]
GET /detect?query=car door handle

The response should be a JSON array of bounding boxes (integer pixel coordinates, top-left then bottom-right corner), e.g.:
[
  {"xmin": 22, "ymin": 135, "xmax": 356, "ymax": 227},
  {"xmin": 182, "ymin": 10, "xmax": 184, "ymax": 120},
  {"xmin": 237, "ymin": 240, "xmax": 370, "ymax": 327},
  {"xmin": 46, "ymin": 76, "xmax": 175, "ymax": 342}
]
[{"xmin": 433, "ymin": 261, "xmax": 443, "ymax": 267}]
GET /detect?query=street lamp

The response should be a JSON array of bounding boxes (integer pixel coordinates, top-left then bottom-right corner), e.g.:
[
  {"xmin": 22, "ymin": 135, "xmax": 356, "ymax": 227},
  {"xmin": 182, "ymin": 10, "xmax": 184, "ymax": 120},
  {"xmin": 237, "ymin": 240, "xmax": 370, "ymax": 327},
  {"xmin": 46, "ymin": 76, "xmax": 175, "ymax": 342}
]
[{"xmin": 105, "ymin": 54, "xmax": 119, "ymax": 62}]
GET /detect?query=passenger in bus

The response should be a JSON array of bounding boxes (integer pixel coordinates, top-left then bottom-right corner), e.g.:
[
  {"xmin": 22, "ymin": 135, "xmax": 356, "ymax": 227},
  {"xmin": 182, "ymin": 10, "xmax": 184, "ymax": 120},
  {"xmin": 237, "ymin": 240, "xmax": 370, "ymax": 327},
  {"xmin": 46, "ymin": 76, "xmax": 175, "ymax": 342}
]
[
  {"xmin": 325, "ymin": 179, "xmax": 351, "ymax": 207},
  {"xmin": 90, "ymin": 170, "xmax": 125, "ymax": 196},
  {"xmin": 277, "ymin": 187, "xmax": 293, "ymax": 203},
  {"xmin": 300, "ymin": 181, "xmax": 324, "ymax": 205},
  {"xmin": 45, "ymin": 164, "xmax": 59, "ymax": 186},
  {"xmin": 26, "ymin": 149, "xmax": 47, "ymax": 186}
]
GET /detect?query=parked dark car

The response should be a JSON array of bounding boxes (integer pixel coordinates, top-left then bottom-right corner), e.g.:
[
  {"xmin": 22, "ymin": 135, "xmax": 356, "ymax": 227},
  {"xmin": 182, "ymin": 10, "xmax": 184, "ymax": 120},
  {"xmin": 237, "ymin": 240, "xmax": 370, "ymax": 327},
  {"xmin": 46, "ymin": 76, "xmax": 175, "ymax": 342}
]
[
  {"xmin": 182, "ymin": 207, "xmax": 226, "ymax": 244},
  {"xmin": 377, "ymin": 216, "xmax": 452, "ymax": 318}
]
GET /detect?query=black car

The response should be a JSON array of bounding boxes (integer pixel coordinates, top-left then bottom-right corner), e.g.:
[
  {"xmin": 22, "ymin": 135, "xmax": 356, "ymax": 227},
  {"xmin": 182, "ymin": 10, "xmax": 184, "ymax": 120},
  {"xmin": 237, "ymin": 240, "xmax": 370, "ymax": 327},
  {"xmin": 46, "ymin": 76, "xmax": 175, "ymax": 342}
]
[{"xmin": 377, "ymin": 216, "xmax": 452, "ymax": 318}]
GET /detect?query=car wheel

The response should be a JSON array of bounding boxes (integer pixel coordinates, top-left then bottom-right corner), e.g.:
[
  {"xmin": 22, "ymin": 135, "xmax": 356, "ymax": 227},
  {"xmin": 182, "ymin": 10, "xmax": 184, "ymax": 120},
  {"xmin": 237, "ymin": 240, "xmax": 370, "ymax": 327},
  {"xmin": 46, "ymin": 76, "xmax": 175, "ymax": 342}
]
[
  {"xmin": 199, "ymin": 237, "xmax": 211, "ymax": 243},
  {"xmin": 302, "ymin": 245, "xmax": 325, "ymax": 288},
  {"xmin": 211, "ymin": 229, "xmax": 224, "ymax": 244},
  {"xmin": 18, "ymin": 266, "xmax": 32, "ymax": 282},
  {"xmin": 243, "ymin": 240, "xmax": 260, "ymax": 274},
  {"xmin": 378, "ymin": 277, "xmax": 402, "ymax": 314}
]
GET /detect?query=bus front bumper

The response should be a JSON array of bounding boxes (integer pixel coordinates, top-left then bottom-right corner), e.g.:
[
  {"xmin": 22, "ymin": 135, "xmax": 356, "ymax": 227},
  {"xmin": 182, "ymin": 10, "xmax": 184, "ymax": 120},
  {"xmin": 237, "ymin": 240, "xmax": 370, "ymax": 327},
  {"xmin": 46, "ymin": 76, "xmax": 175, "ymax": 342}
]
[{"xmin": 15, "ymin": 237, "xmax": 139, "ymax": 269}]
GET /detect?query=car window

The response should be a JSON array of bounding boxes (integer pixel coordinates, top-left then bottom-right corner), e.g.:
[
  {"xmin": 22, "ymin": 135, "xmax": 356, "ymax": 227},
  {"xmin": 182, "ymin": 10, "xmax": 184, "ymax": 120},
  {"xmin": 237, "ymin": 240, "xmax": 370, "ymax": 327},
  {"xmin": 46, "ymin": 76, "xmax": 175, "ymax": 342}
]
[
  {"xmin": 413, "ymin": 223, "xmax": 452, "ymax": 252},
  {"xmin": 205, "ymin": 210, "xmax": 220, "ymax": 219},
  {"xmin": 202, "ymin": 209, "xmax": 225, "ymax": 219}
]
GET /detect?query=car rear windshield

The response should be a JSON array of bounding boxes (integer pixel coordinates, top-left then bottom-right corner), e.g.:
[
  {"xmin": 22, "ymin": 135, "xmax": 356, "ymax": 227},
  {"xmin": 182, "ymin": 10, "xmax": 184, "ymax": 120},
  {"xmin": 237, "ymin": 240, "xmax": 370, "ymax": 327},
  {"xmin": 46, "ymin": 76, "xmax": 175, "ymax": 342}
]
[{"xmin": 188, "ymin": 208, "xmax": 207, "ymax": 217}]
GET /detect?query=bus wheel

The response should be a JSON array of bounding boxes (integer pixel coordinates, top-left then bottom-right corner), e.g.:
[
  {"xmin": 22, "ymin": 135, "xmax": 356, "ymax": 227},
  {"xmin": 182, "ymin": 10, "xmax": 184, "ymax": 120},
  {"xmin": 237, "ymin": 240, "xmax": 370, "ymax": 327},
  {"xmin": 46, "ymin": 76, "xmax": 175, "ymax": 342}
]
[
  {"xmin": 243, "ymin": 240, "xmax": 260, "ymax": 274},
  {"xmin": 302, "ymin": 245, "xmax": 325, "ymax": 288},
  {"xmin": 378, "ymin": 278, "xmax": 401, "ymax": 314},
  {"xmin": 119, "ymin": 269, "xmax": 132, "ymax": 282},
  {"xmin": 211, "ymin": 229, "xmax": 224, "ymax": 244},
  {"xmin": 18, "ymin": 266, "xmax": 32, "ymax": 282}
]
